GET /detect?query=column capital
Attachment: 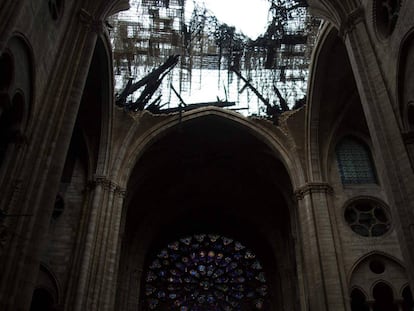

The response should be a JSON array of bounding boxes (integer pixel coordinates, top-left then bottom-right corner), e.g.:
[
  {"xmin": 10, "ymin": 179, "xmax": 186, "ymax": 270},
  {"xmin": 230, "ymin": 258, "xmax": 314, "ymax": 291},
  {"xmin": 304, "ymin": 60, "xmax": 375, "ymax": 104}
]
[
  {"xmin": 79, "ymin": 8, "xmax": 105, "ymax": 34},
  {"xmin": 294, "ymin": 182, "xmax": 333, "ymax": 200},
  {"xmin": 339, "ymin": 6, "xmax": 365, "ymax": 39},
  {"xmin": 87, "ymin": 176, "xmax": 126, "ymax": 196},
  {"xmin": 113, "ymin": 186, "xmax": 126, "ymax": 198}
]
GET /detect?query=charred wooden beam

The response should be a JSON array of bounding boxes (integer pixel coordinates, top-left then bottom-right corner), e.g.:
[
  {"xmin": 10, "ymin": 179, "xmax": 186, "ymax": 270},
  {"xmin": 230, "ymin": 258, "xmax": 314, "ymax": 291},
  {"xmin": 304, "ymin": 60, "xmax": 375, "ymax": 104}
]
[
  {"xmin": 231, "ymin": 66, "xmax": 281, "ymax": 124},
  {"xmin": 273, "ymin": 84, "xmax": 289, "ymax": 112},
  {"xmin": 116, "ymin": 55, "xmax": 180, "ymax": 110},
  {"xmin": 170, "ymin": 84, "xmax": 187, "ymax": 108},
  {"xmin": 153, "ymin": 101, "xmax": 235, "ymax": 114}
]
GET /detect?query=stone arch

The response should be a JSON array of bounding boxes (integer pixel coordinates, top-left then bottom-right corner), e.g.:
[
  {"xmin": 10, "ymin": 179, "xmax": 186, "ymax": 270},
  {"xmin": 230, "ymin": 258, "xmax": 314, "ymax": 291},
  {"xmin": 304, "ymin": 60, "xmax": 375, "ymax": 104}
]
[
  {"xmin": 115, "ymin": 108, "xmax": 303, "ymax": 311},
  {"xmin": 401, "ymin": 285, "xmax": 414, "ymax": 310},
  {"xmin": 0, "ymin": 49, "xmax": 14, "ymax": 91},
  {"xmin": 30, "ymin": 264, "xmax": 61, "ymax": 310},
  {"xmin": 307, "ymin": 0, "xmax": 361, "ymax": 31},
  {"xmin": 322, "ymin": 88, "xmax": 374, "ymax": 180},
  {"xmin": 371, "ymin": 279, "xmax": 398, "ymax": 298},
  {"xmin": 350, "ymin": 285, "xmax": 370, "ymax": 299},
  {"xmin": 0, "ymin": 33, "xmax": 34, "ymax": 188},
  {"xmin": 306, "ymin": 24, "xmax": 362, "ymax": 182},
  {"xmin": 83, "ymin": 0, "xmax": 130, "ymax": 21},
  {"xmin": 349, "ymin": 251, "xmax": 405, "ymax": 277},
  {"xmin": 397, "ymin": 28, "xmax": 414, "ymax": 131},
  {"xmin": 93, "ymin": 34, "xmax": 114, "ymax": 175},
  {"xmin": 397, "ymin": 28, "xmax": 414, "ymax": 169},
  {"xmin": 114, "ymin": 107, "xmax": 304, "ymax": 190},
  {"xmin": 349, "ymin": 251, "xmax": 409, "ymax": 301},
  {"xmin": 5, "ymin": 33, "xmax": 34, "ymax": 122},
  {"xmin": 349, "ymin": 286, "xmax": 370, "ymax": 311},
  {"xmin": 76, "ymin": 35, "xmax": 113, "ymax": 178},
  {"xmin": 100, "ymin": 0, "xmax": 130, "ymax": 19},
  {"xmin": 39, "ymin": 36, "xmax": 114, "ymax": 310},
  {"xmin": 371, "ymin": 281, "xmax": 399, "ymax": 311}
]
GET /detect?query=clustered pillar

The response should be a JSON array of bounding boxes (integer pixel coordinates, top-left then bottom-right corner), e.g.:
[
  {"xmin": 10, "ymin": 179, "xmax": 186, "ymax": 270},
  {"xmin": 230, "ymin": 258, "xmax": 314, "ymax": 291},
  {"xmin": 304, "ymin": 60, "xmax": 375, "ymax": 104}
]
[
  {"xmin": 73, "ymin": 177, "xmax": 125, "ymax": 311},
  {"xmin": 295, "ymin": 183, "xmax": 348, "ymax": 311}
]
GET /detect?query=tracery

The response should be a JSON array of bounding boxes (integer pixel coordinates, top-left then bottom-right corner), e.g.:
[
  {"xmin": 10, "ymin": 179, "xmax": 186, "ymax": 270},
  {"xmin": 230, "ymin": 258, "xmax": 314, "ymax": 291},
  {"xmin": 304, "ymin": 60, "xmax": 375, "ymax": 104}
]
[{"xmin": 144, "ymin": 234, "xmax": 269, "ymax": 310}]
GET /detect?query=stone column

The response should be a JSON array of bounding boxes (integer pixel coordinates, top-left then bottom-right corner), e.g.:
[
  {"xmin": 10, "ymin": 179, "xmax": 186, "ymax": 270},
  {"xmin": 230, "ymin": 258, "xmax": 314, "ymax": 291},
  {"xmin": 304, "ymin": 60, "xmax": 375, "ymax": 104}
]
[
  {"xmin": 340, "ymin": 7, "xmax": 414, "ymax": 288},
  {"xmin": 0, "ymin": 130, "xmax": 28, "ymax": 209},
  {"xmin": 295, "ymin": 183, "xmax": 348, "ymax": 311},
  {"xmin": 0, "ymin": 8, "xmax": 100, "ymax": 310},
  {"xmin": 72, "ymin": 177, "xmax": 125, "ymax": 311}
]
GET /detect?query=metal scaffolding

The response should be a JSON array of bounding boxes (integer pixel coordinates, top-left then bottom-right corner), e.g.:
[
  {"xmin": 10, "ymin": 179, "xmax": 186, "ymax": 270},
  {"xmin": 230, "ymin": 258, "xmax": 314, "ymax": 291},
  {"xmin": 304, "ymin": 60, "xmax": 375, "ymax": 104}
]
[{"xmin": 109, "ymin": 0, "xmax": 321, "ymax": 116}]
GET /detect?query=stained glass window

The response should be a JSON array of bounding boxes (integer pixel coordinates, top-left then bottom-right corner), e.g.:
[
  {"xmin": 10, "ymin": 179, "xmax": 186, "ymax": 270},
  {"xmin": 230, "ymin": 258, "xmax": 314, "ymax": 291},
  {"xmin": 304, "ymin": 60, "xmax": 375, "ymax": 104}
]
[
  {"xmin": 144, "ymin": 234, "xmax": 269, "ymax": 310},
  {"xmin": 336, "ymin": 137, "xmax": 377, "ymax": 184}
]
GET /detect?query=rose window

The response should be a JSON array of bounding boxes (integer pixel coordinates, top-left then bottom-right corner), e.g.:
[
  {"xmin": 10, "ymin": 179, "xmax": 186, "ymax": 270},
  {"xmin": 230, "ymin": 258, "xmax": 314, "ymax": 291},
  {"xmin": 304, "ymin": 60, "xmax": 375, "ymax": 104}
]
[
  {"xmin": 144, "ymin": 234, "xmax": 268, "ymax": 310},
  {"xmin": 344, "ymin": 201, "xmax": 391, "ymax": 237}
]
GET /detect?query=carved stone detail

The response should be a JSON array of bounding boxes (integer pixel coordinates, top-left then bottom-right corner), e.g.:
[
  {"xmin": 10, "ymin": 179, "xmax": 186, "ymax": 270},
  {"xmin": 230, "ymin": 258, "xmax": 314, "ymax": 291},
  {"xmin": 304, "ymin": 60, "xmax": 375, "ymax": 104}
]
[
  {"xmin": 294, "ymin": 182, "xmax": 334, "ymax": 200},
  {"xmin": 79, "ymin": 8, "xmax": 104, "ymax": 33},
  {"xmin": 339, "ymin": 6, "xmax": 365, "ymax": 39},
  {"xmin": 87, "ymin": 176, "xmax": 126, "ymax": 197}
]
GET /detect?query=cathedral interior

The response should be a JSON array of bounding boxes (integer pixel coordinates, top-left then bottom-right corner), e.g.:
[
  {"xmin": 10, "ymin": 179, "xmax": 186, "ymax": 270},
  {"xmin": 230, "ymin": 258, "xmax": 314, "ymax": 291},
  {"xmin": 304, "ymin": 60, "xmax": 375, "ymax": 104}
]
[{"xmin": 1, "ymin": 0, "xmax": 414, "ymax": 310}]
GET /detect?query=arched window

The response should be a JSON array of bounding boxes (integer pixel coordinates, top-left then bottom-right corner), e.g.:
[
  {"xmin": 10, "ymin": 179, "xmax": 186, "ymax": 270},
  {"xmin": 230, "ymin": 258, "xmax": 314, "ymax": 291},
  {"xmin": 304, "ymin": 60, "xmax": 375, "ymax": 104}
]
[
  {"xmin": 402, "ymin": 286, "xmax": 414, "ymax": 311},
  {"xmin": 0, "ymin": 91, "xmax": 25, "ymax": 165},
  {"xmin": 335, "ymin": 137, "xmax": 377, "ymax": 184},
  {"xmin": 143, "ymin": 234, "xmax": 269, "ymax": 310},
  {"xmin": 374, "ymin": 0, "xmax": 401, "ymax": 38},
  {"xmin": 0, "ymin": 51, "xmax": 13, "ymax": 91},
  {"xmin": 350, "ymin": 288, "xmax": 369, "ymax": 311},
  {"xmin": 30, "ymin": 288, "xmax": 55, "ymax": 311},
  {"xmin": 373, "ymin": 282, "xmax": 398, "ymax": 311}
]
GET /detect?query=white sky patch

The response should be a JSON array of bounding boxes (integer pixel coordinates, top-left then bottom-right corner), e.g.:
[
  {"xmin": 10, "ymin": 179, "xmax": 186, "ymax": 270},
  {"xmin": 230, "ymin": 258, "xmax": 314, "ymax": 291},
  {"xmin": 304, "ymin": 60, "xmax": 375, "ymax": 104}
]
[{"xmin": 186, "ymin": 0, "xmax": 270, "ymax": 39}]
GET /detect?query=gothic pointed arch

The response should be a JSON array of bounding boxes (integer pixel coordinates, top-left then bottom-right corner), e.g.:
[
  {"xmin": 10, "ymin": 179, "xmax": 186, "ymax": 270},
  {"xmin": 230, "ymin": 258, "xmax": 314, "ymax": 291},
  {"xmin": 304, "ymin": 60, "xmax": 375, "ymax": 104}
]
[
  {"xmin": 115, "ymin": 110, "xmax": 302, "ymax": 310},
  {"xmin": 113, "ymin": 107, "xmax": 305, "ymax": 190},
  {"xmin": 93, "ymin": 34, "xmax": 114, "ymax": 174},
  {"xmin": 30, "ymin": 264, "xmax": 61, "ymax": 311},
  {"xmin": 398, "ymin": 30, "xmax": 414, "ymax": 131},
  {"xmin": 372, "ymin": 281, "xmax": 398, "ymax": 311},
  {"xmin": 0, "ymin": 33, "xmax": 34, "ymax": 198},
  {"xmin": 306, "ymin": 24, "xmax": 362, "ymax": 182},
  {"xmin": 307, "ymin": 0, "xmax": 362, "ymax": 30},
  {"xmin": 349, "ymin": 252, "xmax": 409, "ymax": 305},
  {"xmin": 350, "ymin": 287, "xmax": 370, "ymax": 311},
  {"xmin": 397, "ymin": 29, "xmax": 414, "ymax": 169},
  {"xmin": 77, "ymin": 35, "xmax": 113, "ymax": 177}
]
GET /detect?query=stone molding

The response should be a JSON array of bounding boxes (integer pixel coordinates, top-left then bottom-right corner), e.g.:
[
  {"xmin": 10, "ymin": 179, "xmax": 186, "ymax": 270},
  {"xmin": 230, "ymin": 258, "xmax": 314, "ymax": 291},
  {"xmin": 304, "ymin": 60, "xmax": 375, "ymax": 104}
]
[
  {"xmin": 294, "ymin": 182, "xmax": 334, "ymax": 200},
  {"xmin": 79, "ymin": 8, "xmax": 105, "ymax": 34},
  {"xmin": 87, "ymin": 176, "xmax": 126, "ymax": 197},
  {"xmin": 339, "ymin": 6, "xmax": 365, "ymax": 39}
]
